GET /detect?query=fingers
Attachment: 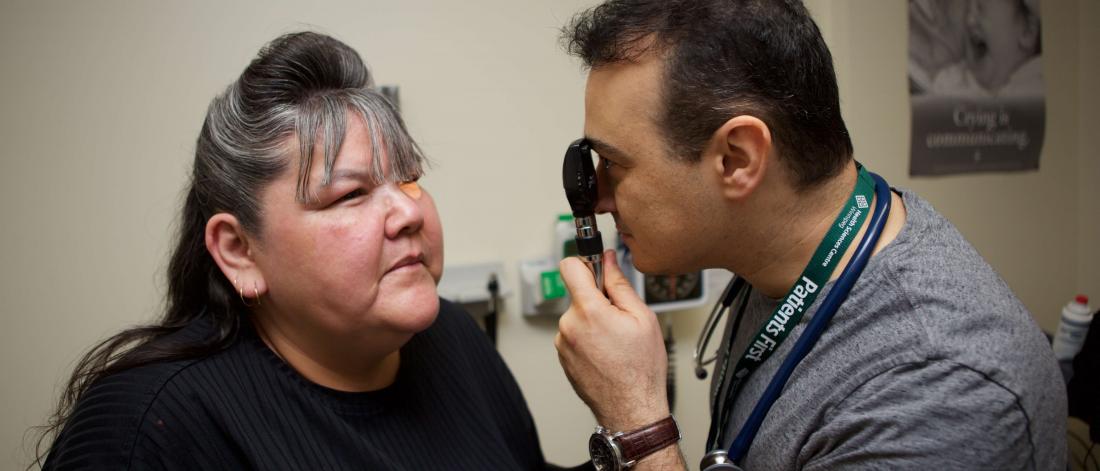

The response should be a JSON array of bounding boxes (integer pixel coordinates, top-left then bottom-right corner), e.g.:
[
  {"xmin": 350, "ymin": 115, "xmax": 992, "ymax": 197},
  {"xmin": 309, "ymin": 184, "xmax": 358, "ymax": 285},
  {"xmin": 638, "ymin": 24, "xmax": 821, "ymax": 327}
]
[
  {"xmin": 561, "ymin": 250, "xmax": 654, "ymax": 320},
  {"xmin": 559, "ymin": 256, "xmax": 610, "ymax": 310},
  {"xmin": 601, "ymin": 250, "xmax": 649, "ymax": 313}
]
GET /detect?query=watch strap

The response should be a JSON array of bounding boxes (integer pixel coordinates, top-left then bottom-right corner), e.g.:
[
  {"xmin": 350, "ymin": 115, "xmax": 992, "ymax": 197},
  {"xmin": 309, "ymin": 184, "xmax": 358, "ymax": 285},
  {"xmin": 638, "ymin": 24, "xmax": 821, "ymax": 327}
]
[{"xmin": 616, "ymin": 416, "xmax": 680, "ymax": 465}]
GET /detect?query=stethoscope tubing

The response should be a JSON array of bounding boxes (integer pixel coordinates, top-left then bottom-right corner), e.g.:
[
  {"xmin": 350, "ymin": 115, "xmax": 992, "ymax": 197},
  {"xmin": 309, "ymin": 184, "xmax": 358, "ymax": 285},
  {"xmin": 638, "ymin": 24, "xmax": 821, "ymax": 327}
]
[{"xmin": 694, "ymin": 277, "xmax": 746, "ymax": 379}]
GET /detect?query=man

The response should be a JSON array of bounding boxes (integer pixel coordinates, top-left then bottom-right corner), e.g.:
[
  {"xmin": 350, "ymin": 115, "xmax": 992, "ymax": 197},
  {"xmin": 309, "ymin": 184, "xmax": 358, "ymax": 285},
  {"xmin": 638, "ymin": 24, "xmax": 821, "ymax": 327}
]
[{"xmin": 553, "ymin": 1, "xmax": 1066, "ymax": 469}]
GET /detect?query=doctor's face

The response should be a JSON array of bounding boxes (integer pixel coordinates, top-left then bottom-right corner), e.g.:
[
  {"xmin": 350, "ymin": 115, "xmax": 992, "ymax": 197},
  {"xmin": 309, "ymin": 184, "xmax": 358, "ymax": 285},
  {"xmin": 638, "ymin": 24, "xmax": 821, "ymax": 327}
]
[{"xmin": 583, "ymin": 53, "xmax": 716, "ymax": 275}]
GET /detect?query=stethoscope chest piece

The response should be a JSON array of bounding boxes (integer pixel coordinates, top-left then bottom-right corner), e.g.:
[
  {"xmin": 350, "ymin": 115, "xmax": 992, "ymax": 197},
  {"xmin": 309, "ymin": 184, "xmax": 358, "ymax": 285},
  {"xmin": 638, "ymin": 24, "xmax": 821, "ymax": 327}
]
[{"xmin": 700, "ymin": 450, "xmax": 743, "ymax": 471}]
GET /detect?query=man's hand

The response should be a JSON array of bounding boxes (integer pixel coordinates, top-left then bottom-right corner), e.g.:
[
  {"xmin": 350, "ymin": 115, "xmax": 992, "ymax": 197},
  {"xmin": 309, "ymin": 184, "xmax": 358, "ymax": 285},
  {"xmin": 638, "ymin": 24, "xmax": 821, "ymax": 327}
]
[{"xmin": 555, "ymin": 250, "xmax": 670, "ymax": 431}]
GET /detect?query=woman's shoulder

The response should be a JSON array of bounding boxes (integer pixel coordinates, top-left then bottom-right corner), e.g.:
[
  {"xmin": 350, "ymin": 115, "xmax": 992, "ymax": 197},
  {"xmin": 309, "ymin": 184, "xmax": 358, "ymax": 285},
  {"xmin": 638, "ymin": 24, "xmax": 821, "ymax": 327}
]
[
  {"xmin": 44, "ymin": 361, "xmax": 205, "ymax": 469},
  {"xmin": 44, "ymin": 322, "xmax": 229, "ymax": 469}
]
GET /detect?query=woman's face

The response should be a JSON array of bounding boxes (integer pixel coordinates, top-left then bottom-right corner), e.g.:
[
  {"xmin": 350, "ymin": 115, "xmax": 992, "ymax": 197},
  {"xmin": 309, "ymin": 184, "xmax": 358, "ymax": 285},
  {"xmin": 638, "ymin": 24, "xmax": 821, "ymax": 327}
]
[{"xmin": 250, "ymin": 112, "xmax": 444, "ymax": 348}]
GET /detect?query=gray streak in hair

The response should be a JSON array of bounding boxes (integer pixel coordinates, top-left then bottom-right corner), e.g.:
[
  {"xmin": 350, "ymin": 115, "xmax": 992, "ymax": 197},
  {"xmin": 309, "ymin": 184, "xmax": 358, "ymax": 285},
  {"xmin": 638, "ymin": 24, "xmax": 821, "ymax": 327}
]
[{"xmin": 33, "ymin": 32, "xmax": 425, "ymax": 468}]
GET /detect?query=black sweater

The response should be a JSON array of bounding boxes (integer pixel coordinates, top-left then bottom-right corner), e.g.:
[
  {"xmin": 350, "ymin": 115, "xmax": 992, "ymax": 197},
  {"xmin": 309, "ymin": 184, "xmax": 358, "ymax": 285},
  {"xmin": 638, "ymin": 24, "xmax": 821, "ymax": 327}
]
[{"xmin": 45, "ymin": 299, "xmax": 547, "ymax": 470}]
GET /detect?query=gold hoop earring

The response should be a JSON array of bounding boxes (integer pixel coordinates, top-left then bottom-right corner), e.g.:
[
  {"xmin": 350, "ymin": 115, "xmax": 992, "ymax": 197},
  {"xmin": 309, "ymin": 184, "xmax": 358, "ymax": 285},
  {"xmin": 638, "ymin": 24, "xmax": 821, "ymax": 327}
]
[
  {"xmin": 252, "ymin": 281, "xmax": 261, "ymax": 307},
  {"xmin": 240, "ymin": 282, "xmax": 257, "ymax": 308}
]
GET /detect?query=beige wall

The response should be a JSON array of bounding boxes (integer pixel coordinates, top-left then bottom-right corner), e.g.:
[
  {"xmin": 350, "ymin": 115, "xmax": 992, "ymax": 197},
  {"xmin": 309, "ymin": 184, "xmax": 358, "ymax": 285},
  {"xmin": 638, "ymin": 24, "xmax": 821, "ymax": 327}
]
[
  {"xmin": 1, "ymin": 0, "xmax": 1094, "ymax": 469},
  {"xmin": 1078, "ymin": 0, "xmax": 1100, "ymax": 300}
]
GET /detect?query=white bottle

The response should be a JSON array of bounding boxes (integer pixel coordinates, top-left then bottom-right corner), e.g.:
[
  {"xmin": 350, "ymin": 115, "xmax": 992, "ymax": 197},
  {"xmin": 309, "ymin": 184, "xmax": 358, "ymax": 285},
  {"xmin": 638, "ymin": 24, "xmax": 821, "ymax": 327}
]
[{"xmin": 1052, "ymin": 295, "xmax": 1093, "ymax": 361}]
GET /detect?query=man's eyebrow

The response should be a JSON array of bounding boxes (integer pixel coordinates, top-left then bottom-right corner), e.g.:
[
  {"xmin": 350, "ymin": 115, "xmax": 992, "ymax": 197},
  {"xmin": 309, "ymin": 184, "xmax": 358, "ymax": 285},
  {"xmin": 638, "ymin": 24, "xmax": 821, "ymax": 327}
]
[{"xmin": 585, "ymin": 137, "xmax": 628, "ymax": 160}]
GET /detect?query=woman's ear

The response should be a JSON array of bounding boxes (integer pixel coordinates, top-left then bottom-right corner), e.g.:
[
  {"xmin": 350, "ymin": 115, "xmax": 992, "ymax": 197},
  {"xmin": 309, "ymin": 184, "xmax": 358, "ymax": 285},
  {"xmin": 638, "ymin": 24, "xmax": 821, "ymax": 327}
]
[
  {"xmin": 205, "ymin": 213, "xmax": 266, "ymax": 299},
  {"xmin": 703, "ymin": 115, "xmax": 773, "ymax": 201}
]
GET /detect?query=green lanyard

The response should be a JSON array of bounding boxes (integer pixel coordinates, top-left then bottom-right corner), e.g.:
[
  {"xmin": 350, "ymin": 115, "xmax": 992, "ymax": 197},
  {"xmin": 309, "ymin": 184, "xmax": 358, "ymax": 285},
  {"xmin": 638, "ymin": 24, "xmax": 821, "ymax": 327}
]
[{"xmin": 710, "ymin": 165, "xmax": 875, "ymax": 441}]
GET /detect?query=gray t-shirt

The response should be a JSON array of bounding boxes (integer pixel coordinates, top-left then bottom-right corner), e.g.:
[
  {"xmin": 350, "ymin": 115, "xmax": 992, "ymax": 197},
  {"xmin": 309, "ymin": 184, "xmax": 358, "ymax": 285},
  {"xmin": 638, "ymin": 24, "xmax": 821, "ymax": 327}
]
[{"xmin": 712, "ymin": 190, "xmax": 1066, "ymax": 470}]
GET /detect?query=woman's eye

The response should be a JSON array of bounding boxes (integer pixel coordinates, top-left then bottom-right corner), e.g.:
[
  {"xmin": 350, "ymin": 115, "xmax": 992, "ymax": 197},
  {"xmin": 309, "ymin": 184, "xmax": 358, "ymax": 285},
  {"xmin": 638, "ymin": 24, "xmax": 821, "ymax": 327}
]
[
  {"xmin": 337, "ymin": 188, "xmax": 366, "ymax": 203},
  {"xmin": 601, "ymin": 158, "xmax": 616, "ymax": 170}
]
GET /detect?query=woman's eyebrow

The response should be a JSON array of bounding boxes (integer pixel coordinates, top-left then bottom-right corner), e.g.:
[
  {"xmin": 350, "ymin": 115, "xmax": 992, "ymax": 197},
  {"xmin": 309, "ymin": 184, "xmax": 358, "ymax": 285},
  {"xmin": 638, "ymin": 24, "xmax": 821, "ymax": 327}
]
[{"xmin": 330, "ymin": 169, "xmax": 370, "ymax": 181}]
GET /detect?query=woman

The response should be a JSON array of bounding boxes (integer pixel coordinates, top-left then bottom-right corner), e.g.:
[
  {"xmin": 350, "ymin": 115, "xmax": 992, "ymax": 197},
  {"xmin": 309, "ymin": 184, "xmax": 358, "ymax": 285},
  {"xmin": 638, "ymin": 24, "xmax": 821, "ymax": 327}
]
[{"xmin": 38, "ymin": 32, "xmax": 546, "ymax": 470}]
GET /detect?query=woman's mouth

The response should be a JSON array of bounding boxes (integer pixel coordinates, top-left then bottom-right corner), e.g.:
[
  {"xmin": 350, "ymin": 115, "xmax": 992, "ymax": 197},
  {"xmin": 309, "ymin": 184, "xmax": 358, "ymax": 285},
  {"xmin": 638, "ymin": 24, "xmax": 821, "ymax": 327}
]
[{"xmin": 387, "ymin": 254, "xmax": 425, "ymax": 274}]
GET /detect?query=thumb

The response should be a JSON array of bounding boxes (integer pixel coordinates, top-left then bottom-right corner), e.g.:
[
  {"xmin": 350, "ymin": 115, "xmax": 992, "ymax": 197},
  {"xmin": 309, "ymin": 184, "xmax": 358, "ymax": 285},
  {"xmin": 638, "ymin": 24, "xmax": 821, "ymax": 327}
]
[{"xmin": 601, "ymin": 250, "xmax": 648, "ymax": 313}]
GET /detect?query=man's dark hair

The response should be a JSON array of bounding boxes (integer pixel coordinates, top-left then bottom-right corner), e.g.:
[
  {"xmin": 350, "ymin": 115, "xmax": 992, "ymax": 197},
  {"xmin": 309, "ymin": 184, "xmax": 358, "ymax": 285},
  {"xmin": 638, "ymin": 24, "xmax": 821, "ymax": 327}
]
[{"xmin": 563, "ymin": 0, "xmax": 853, "ymax": 189}]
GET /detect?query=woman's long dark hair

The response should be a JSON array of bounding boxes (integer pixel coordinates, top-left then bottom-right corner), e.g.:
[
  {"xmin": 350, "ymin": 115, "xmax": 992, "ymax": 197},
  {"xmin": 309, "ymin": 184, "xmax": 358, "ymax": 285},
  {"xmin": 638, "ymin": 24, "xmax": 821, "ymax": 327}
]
[{"xmin": 31, "ymin": 31, "xmax": 426, "ymax": 468}]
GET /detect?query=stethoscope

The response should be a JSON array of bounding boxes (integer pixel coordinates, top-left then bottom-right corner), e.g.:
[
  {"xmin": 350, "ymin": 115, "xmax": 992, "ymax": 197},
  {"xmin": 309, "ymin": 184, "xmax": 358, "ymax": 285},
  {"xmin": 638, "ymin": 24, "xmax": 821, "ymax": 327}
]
[{"xmin": 692, "ymin": 171, "xmax": 892, "ymax": 471}]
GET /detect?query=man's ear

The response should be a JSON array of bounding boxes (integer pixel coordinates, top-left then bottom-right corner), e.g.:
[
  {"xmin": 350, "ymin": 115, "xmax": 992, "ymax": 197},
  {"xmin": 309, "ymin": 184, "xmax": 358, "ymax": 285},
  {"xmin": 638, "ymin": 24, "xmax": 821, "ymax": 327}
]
[
  {"xmin": 702, "ymin": 115, "xmax": 772, "ymax": 201},
  {"xmin": 205, "ymin": 213, "xmax": 266, "ymax": 298}
]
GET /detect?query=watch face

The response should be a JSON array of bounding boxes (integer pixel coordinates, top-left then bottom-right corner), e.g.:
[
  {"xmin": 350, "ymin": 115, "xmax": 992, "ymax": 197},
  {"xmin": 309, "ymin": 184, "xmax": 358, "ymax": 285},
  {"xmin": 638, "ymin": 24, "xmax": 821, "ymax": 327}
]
[{"xmin": 588, "ymin": 434, "xmax": 617, "ymax": 470}]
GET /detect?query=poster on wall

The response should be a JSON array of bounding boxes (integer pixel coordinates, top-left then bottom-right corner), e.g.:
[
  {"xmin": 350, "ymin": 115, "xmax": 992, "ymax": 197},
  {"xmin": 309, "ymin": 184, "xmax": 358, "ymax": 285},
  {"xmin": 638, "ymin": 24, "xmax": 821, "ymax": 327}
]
[{"xmin": 908, "ymin": 0, "xmax": 1044, "ymax": 176}]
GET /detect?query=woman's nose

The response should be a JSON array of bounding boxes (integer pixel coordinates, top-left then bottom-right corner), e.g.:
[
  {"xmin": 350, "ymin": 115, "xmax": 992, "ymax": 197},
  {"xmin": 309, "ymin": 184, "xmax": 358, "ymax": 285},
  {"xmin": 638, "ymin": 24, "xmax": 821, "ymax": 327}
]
[{"xmin": 384, "ymin": 182, "xmax": 424, "ymax": 238}]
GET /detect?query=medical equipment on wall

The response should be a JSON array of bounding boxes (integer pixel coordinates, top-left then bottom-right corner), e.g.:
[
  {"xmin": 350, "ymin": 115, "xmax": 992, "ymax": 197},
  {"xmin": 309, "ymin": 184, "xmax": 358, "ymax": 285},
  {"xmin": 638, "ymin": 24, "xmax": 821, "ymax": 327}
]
[
  {"xmin": 617, "ymin": 240, "xmax": 712, "ymax": 313},
  {"xmin": 553, "ymin": 214, "xmax": 578, "ymax": 263},
  {"xmin": 436, "ymin": 262, "xmax": 509, "ymax": 345},
  {"xmin": 517, "ymin": 214, "xmax": 576, "ymax": 316},
  {"xmin": 697, "ymin": 168, "xmax": 892, "ymax": 471},
  {"xmin": 484, "ymin": 274, "xmax": 500, "ymax": 345}
]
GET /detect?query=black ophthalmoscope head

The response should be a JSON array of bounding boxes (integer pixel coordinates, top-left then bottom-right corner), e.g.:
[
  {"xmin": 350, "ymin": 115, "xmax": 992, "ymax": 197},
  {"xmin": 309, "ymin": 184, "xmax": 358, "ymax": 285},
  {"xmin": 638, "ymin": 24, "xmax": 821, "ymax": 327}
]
[
  {"xmin": 563, "ymin": 138, "xmax": 598, "ymax": 218},
  {"xmin": 563, "ymin": 138, "xmax": 604, "ymax": 291}
]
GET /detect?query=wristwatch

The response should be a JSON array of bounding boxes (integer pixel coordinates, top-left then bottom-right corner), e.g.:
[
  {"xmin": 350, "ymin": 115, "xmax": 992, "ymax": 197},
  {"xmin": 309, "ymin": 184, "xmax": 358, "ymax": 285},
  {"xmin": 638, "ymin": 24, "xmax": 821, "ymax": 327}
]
[{"xmin": 588, "ymin": 416, "xmax": 681, "ymax": 470}]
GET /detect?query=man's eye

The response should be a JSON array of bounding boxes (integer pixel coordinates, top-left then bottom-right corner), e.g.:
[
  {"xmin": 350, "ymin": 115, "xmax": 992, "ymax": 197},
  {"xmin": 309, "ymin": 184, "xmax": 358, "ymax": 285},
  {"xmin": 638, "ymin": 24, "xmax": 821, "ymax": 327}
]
[{"xmin": 601, "ymin": 158, "xmax": 616, "ymax": 170}]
